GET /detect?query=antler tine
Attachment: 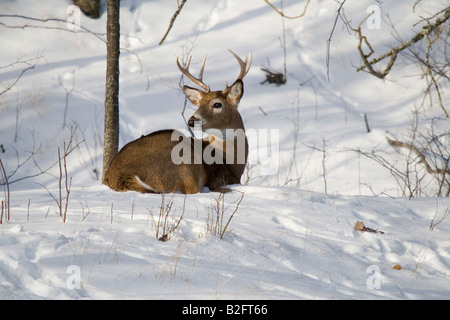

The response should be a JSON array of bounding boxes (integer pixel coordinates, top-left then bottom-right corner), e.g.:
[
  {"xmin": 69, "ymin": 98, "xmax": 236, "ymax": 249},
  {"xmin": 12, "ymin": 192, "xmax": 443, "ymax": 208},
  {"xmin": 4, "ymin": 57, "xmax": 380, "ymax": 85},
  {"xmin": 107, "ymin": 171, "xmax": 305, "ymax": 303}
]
[
  {"xmin": 198, "ymin": 55, "xmax": 207, "ymax": 83},
  {"xmin": 176, "ymin": 55, "xmax": 210, "ymax": 92},
  {"xmin": 228, "ymin": 49, "xmax": 252, "ymax": 81}
]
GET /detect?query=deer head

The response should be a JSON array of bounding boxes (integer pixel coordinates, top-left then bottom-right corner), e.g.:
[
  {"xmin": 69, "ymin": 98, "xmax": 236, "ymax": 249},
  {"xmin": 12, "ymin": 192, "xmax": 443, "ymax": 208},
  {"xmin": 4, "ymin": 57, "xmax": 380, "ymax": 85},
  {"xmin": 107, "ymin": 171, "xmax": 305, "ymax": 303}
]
[{"xmin": 177, "ymin": 50, "xmax": 251, "ymax": 134}]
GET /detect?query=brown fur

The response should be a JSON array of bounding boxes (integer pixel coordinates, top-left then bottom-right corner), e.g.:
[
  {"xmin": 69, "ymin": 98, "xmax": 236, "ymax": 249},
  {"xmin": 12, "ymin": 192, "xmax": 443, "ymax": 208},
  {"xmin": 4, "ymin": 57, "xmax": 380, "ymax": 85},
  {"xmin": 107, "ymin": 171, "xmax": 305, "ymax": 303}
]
[{"xmin": 103, "ymin": 52, "xmax": 251, "ymax": 194}]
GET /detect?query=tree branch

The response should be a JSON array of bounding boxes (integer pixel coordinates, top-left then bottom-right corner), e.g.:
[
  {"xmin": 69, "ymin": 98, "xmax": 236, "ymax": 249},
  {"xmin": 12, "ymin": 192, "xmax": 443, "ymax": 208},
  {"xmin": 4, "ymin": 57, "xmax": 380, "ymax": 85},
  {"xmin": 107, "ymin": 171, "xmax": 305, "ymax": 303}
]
[
  {"xmin": 0, "ymin": 55, "xmax": 41, "ymax": 97},
  {"xmin": 159, "ymin": 0, "xmax": 188, "ymax": 45},
  {"xmin": 265, "ymin": 0, "xmax": 310, "ymax": 19},
  {"xmin": 0, "ymin": 14, "xmax": 107, "ymax": 42},
  {"xmin": 387, "ymin": 137, "xmax": 449, "ymax": 175},
  {"xmin": 356, "ymin": 7, "xmax": 450, "ymax": 74},
  {"xmin": 326, "ymin": 0, "xmax": 347, "ymax": 81}
]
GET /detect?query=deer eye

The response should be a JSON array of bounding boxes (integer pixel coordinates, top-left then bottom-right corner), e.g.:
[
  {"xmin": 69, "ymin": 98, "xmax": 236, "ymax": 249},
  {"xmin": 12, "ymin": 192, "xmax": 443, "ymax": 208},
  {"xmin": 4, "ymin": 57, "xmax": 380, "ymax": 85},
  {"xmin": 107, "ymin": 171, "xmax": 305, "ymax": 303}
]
[{"xmin": 213, "ymin": 102, "xmax": 223, "ymax": 109}]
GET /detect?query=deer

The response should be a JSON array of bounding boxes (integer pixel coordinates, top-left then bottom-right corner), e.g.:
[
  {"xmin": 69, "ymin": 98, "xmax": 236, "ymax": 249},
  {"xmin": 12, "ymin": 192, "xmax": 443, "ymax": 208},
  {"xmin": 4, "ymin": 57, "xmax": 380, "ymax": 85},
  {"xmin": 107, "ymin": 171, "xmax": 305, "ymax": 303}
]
[{"xmin": 103, "ymin": 50, "xmax": 251, "ymax": 194}]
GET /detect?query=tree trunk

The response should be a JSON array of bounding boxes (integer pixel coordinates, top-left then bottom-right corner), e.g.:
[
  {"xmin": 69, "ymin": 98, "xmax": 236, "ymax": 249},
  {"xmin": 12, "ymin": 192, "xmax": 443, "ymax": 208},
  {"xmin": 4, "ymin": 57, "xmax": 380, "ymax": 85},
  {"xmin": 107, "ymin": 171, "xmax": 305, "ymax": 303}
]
[{"xmin": 102, "ymin": 0, "xmax": 120, "ymax": 182}]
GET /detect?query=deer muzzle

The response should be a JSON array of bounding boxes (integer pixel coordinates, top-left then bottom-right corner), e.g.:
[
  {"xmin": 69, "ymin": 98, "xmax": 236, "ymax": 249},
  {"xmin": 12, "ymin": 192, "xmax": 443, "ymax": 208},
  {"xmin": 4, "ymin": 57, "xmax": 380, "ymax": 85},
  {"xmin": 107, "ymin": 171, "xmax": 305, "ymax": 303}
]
[{"xmin": 188, "ymin": 116, "xmax": 200, "ymax": 128}]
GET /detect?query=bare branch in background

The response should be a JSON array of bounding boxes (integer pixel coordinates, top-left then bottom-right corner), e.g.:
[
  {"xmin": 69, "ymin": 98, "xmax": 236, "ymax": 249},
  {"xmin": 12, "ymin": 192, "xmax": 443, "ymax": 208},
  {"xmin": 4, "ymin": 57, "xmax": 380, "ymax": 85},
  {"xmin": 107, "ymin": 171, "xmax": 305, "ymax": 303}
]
[
  {"xmin": 0, "ymin": 54, "xmax": 41, "ymax": 97},
  {"xmin": 354, "ymin": 7, "xmax": 450, "ymax": 77},
  {"xmin": 265, "ymin": 0, "xmax": 310, "ymax": 19},
  {"xmin": 353, "ymin": 111, "xmax": 450, "ymax": 198},
  {"xmin": 0, "ymin": 158, "xmax": 10, "ymax": 223},
  {"xmin": 326, "ymin": 0, "xmax": 347, "ymax": 82},
  {"xmin": 0, "ymin": 14, "xmax": 106, "ymax": 42},
  {"xmin": 159, "ymin": 0, "xmax": 188, "ymax": 45},
  {"xmin": 0, "ymin": 14, "xmax": 143, "ymax": 71},
  {"xmin": 423, "ymin": 29, "xmax": 448, "ymax": 118},
  {"xmin": 386, "ymin": 137, "xmax": 449, "ymax": 176},
  {"xmin": 345, "ymin": 6, "xmax": 449, "ymax": 117},
  {"xmin": 59, "ymin": 70, "xmax": 76, "ymax": 129},
  {"xmin": 262, "ymin": 0, "xmax": 293, "ymax": 85},
  {"xmin": 40, "ymin": 127, "xmax": 81, "ymax": 222}
]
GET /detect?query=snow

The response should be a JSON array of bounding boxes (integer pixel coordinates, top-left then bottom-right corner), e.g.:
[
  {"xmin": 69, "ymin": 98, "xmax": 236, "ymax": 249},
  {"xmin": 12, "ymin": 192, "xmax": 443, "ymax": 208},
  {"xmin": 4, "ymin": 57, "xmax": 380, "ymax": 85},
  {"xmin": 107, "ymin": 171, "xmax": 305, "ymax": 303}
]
[{"xmin": 0, "ymin": 0, "xmax": 449, "ymax": 300}]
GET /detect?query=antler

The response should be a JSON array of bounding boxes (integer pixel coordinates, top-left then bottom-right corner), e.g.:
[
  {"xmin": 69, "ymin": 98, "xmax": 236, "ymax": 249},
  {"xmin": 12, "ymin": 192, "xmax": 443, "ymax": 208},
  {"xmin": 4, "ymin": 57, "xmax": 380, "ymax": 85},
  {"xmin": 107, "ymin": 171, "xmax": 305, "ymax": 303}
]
[
  {"xmin": 176, "ymin": 55, "xmax": 210, "ymax": 92},
  {"xmin": 228, "ymin": 49, "xmax": 252, "ymax": 81}
]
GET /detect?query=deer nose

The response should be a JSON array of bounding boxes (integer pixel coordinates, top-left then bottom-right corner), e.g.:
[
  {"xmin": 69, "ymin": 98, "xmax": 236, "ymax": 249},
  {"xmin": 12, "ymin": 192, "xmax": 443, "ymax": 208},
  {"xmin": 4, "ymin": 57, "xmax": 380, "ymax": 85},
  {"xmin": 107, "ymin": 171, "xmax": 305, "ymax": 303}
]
[{"xmin": 188, "ymin": 116, "xmax": 198, "ymax": 127}]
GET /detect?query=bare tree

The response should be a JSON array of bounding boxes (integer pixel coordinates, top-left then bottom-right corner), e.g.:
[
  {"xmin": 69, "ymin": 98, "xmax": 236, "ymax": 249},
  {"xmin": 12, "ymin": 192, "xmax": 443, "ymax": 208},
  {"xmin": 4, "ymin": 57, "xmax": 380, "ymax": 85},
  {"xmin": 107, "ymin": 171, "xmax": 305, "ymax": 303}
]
[{"xmin": 102, "ymin": 0, "xmax": 120, "ymax": 181}]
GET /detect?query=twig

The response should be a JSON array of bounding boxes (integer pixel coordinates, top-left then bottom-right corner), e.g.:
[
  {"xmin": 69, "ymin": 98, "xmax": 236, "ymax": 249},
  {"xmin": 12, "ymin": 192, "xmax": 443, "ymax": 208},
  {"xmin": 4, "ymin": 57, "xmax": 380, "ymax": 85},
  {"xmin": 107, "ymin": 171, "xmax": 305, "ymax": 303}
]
[
  {"xmin": 258, "ymin": 106, "xmax": 268, "ymax": 116},
  {"xmin": 347, "ymin": 12, "xmax": 389, "ymax": 79},
  {"xmin": 364, "ymin": 113, "xmax": 371, "ymax": 133},
  {"xmin": 0, "ymin": 14, "xmax": 106, "ymax": 42},
  {"xmin": 4, "ymin": 149, "xmax": 76, "ymax": 186},
  {"xmin": 63, "ymin": 142, "xmax": 72, "ymax": 222},
  {"xmin": 58, "ymin": 147, "xmax": 62, "ymax": 218},
  {"xmin": 0, "ymin": 14, "xmax": 144, "ymax": 72},
  {"xmin": 0, "ymin": 158, "xmax": 10, "ymax": 222},
  {"xmin": 264, "ymin": 0, "xmax": 310, "ymax": 19},
  {"xmin": 305, "ymin": 139, "xmax": 329, "ymax": 194},
  {"xmin": 206, "ymin": 191, "xmax": 245, "ymax": 239},
  {"xmin": 326, "ymin": 0, "xmax": 347, "ymax": 81},
  {"xmin": 40, "ymin": 128, "xmax": 77, "ymax": 222},
  {"xmin": 430, "ymin": 203, "xmax": 449, "ymax": 231},
  {"xmin": 387, "ymin": 137, "xmax": 449, "ymax": 175},
  {"xmin": 27, "ymin": 199, "xmax": 30, "ymax": 222},
  {"xmin": 280, "ymin": 0, "xmax": 287, "ymax": 80},
  {"xmin": 159, "ymin": 0, "xmax": 188, "ymax": 45},
  {"xmin": 59, "ymin": 71, "xmax": 75, "ymax": 129},
  {"xmin": 152, "ymin": 193, "xmax": 185, "ymax": 242},
  {"xmin": 80, "ymin": 201, "xmax": 91, "ymax": 221},
  {"xmin": 131, "ymin": 200, "xmax": 135, "ymax": 220},
  {"xmin": 220, "ymin": 191, "xmax": 245, "ymax": 239},
  {"xmin": 0, "ymin": 55, "xmax": 41, "ymax": 97},
  {"xmin": 424, "ymin": 32, "xmax": 448, "ymax": 117}
]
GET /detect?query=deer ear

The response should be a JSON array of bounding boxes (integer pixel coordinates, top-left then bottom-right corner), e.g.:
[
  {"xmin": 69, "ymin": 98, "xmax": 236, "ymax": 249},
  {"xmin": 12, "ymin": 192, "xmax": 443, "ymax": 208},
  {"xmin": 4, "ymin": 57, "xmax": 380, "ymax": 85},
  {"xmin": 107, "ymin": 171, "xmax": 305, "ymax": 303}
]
[
  {"xmin": 225, "ymin": 80, "xmax": 243, "ymax": 105},
  {"xmin": 183, "ymin": 86, "xmax": 204, "ymax": 106}
]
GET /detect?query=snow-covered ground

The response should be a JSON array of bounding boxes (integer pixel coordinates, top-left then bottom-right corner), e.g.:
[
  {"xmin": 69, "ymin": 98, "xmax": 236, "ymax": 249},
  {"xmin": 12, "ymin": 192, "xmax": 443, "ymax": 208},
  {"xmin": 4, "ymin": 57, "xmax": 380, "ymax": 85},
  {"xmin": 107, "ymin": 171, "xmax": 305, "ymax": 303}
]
[
  {"xmin": 2, "ymin": 185, "xmax": 450, "ymax": 299},
  {"xmin": 0, "ymin": 0, "xmax": 449, "ymax": 300}
]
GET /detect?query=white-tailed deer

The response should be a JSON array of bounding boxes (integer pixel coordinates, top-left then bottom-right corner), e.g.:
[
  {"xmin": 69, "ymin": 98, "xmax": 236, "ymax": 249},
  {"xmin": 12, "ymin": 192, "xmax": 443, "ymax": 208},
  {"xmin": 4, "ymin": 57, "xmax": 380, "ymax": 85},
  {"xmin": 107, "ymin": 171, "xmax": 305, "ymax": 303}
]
[{"xmin": 103, "ymin": 50, "xmax": 251, "ymax": 194}]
